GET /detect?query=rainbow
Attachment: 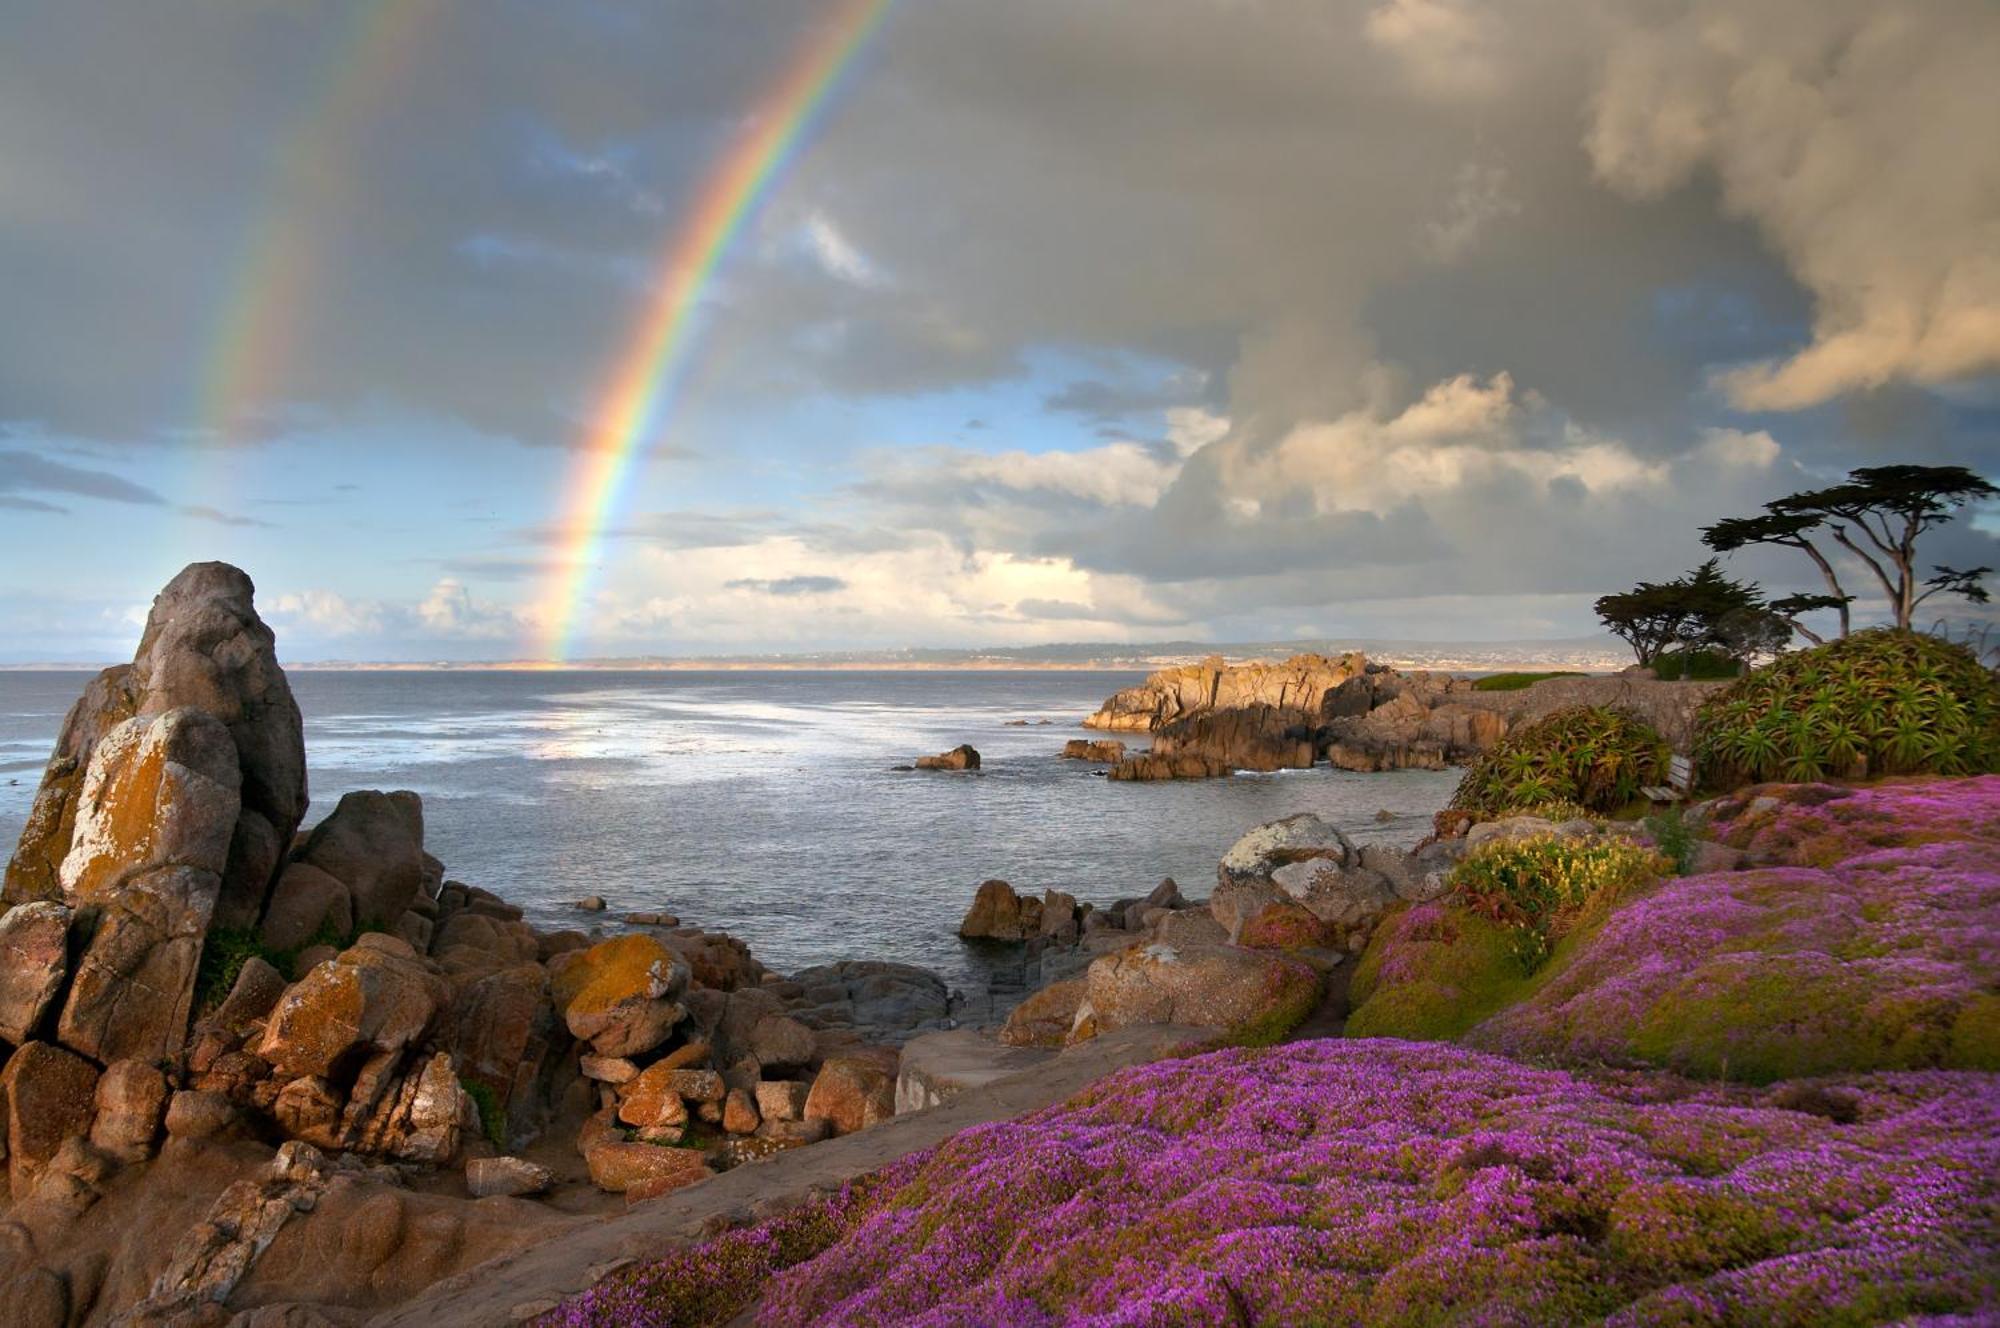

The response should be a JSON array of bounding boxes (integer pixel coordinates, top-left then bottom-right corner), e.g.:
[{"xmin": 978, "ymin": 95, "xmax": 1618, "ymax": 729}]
[
  {"xmin": 197, "ymin": 1, "xmax": 437, "ymax": 448},
  {"xmin": 538, "ymin": 0, "xmax": 894, "ymax": 660}
]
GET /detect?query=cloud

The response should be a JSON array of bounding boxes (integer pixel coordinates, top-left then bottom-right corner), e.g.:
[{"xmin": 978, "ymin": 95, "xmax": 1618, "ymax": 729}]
[
  {"xmin": 179, "ymin": 504, "xmax": 276, "ymax": 529},
  {"xmin": 1586, "ymin": 0, "xmax": 2000, "ymax": 408},
  {"xmin": 0, "ymin": 449, "xmax": 164, "ymax": 506},
  {"xmin": 724, "ymin": 574, "xmax": 848, "ymax": 596}
]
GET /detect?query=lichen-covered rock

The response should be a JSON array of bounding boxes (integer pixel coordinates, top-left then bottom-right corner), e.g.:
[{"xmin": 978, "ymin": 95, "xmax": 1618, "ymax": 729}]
[
  {"xmin": 550, "ymin": 934, "xmax": 690, "ymax": 1058},
  {"xmin": 3, "ymin": 666, "xmax": 140, "ymax": 905},
  {"xmin": 1077, "ymin": 940, "xmax": 1319, "ymax": 1044},
  {"xmin": 55, "ymin": 707, "xmax": 242, "ymax": 1062},
  {"xmin": 295, "ymin": 790, "xmax": 427, "ymax": 931},
  {"xmin": 1235, "ymin": 898, "xmax": 1338, "ymax": 951},
  {"xmin": 447, "ymin": 962, "xmax": 557, "ymax": 1132},
  {"xmin": 1217, "ymin": 812, "xmax": 1354, "ymax": 892},
  {"xmin": 257, "ymin": 934, "xmax": 451, "ymax": 1078},
  {"xmin": 0, "ymin": 900, "xmax": 70, "ymax": 1043}
]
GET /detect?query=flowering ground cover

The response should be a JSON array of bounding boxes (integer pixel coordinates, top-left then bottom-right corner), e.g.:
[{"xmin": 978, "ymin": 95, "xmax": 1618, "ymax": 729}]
[
  {"xmin": 1358, "ymin": 778, "xmax": 2000, "ymax": 1081},
  {"xmin": 547, "ymin": 1039, "xmax": 1998, "ymax": 1327}
]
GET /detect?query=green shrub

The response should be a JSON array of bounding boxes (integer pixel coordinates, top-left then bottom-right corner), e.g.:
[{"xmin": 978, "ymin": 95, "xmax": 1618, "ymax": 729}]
[
  {"xmin": 1653, "ymin": 648, "xmax": 1742, "ymax": 682},
  {"xmin": 193, "ymin": 927, "xmax": 268, "ymax": 1013},
  {"xmin": 1449, "ymin": 834, "xmax": 1669, "ymax": 971},
  {"xmin": 1693, "ymin": 629, "xmax": 2000, "ymax": 787},
  {"xmin": 1471, "ymin": 671, "xmax": 1585, "ymax": 692},
  {"xmin": 462, "ymin": 1079, "xmax": 507, "ymax": 1147},
  {"xmin": 1450, "ymin": 706, "xmax": 1671, "ymax": 818},
  {"xmin": 1644, "ymin": 804, "xmax": 1699, "ymax": 876}
]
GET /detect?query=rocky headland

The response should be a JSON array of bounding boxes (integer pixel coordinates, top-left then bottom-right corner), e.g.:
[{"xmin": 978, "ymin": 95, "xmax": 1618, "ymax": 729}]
[{"xmin": 1083, "ymin": 651, "xmax": 1723, "ymax": 778}]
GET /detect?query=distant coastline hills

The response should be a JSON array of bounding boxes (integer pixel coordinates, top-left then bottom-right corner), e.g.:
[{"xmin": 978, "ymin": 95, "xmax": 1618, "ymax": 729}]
[{"xmin": 0, "ymin": 636, "xmax": 1632, "ymax": 673}]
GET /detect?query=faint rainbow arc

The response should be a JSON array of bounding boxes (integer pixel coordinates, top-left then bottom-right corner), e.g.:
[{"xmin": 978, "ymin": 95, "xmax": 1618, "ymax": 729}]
[
  {"xmin": 539, "ymin": 0, "xmax": 894, "ymax": 661},
  {"xmin": 196, "ymin": 0, "xmax": 437, "ymax": 448}
]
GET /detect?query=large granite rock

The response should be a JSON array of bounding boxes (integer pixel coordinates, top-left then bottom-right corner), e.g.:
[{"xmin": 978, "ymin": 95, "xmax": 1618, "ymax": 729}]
[
  {"xmin": 1107, "ymin": 753, "xmax": 1235, "ymax": 781},
  {"xmin": 55, "ymin": 708, "xmax": 242, "ymax": 1063},
  {"xmin": 895, "ymin": 1029, "xmax": 1051, "ymax": 1113},
  {"xmin": 258, "ymin": 935, "xmax": 451, "ymax": 1079},
  {"xmin": 3, "ymin": 668, "xmax": 140, "ymax": 905},
  {"xmin": 1060, "ymin": 739, "xmax": 1126, "ymax": 763},
  {"xmin": 958, "ymin": 879, "xmax": 1044, "ymax": 941},
  {"xmin": 1075, "ymin": 941, "xmax": 1319, "ymax": 1043},
  {"xmin": 295, "ymin": 791, "xmax": 428, "ymax": 931},
  {"xmin": 1085, "ymin": 653, "xmax": 1369, "ymax": 732},
  {"xmin": 803, "ymin": 1055, "xmax": 896, "ymax": 1135},
  {"xmin": 447, "ymin": 962, "xmax": 559, "ymax": 1137}
]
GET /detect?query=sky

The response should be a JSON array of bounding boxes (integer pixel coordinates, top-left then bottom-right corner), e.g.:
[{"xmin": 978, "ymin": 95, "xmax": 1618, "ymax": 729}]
[{"xmin": 1, "ymin": 0, "xmax": 1996, "ymax": 663}]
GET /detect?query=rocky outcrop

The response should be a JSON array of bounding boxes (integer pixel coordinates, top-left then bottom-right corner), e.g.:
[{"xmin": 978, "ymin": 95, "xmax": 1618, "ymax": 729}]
[
  {"xmin": 1213, "ymin": 813, "xmax": 1458, "ymax": 952},
  {"xmin": 1084, "ymin": 653, "xmax": 1727, "ymax": 781},
  {"xmin": 1060, "ymin": 738, "xmax": 1126, "ymax": 763},
  {"xmin": 957, "ymin": 880, "xmax": 1083, "ymax": 942},
  {"xmin": 6, "ymin": 562, "xmax": 307, "ymax": 931},
  {"xmin": 914, "ymin": 744, "xmax": 981, "ymax": 771},
  {"xmin": 1107, "ymin": 753, "xmax": 1235, "ymax": 781},
  {"xmin": 1084, "ymin": 652, "xmax": 1369, "ymax": 731}
]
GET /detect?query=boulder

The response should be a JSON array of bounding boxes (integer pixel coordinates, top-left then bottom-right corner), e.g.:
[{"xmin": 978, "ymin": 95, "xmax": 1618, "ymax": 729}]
[
  {"xmin": 345, "ymin": 1051, "xmax": 465, "ymax": 1163},
  {"xmin": 747, "ymin": 1014, "xmax": 818, "ymax": 1074},
  {"xmin": 0, "ymin": 1042, "xmax": 99, "ymax": 1192},
  {"xmin": 722, "ymin": 1088, "xmax": 761, "ymax": 1135},
  {"xmin": 88, "ymin": 1058, "xmax": 169, "ymax": 1163},
  {"xmin": 615, "ymin": 1065, "xmax": 693, "ymax": 1130},
  {"xmin": 295, "ymin": 791, "xmax": 427, "ymax": 930},
  {"xmin": 787, "ymin": 961, "xmax": 951, "ymax": 1043},
  {"xmin": 55, "ymin": 707, "xmax": 242, "ymax": 1063},
  {"xmin": 1218, "ymin": 813, "xmax": 1355, "ymax": 891},
  {"xmin": 164, "ymin": 1088, "xmax": 241, "ymax": 1140},
  {"xmin": 803, "ymin": 1056, "xmax": 896, "ymax": 1136},
  {"xmin": 1077, "ymin": 941, "xmax": 1319, "ymax": 1043},
  {"xmin": 257, "ymin": 935, "xmax": 451, "ymax": 1079},
  {"xmin": 956, "ymin": 879, "xmax": 1043, "ymax": 941},
  {"xmin": 446, "ymin": 962, "xmax": 556, "ymax": 1125},
  {"xmin": 754, "ymin": 1080, "xmax": 810, "ymax": 1123},
  {"xmin": 466, "ymin": 1156, "xmax": 553, "ymax": 1199},
  {"xmin": 1060, "ymin": 739, "xmax": 1126, "ymax": 763},
  {"xmin": 914, "ymin": 744, "xmax": 981, "ymax": 771},
  {"xmin": 0, "ymin": 901, "xmax": 70, "ymax": 1044},
  {"xmin": 1236, "ymin": 899, "xmax": 1338, "ymax": 951},
  {"xmin": 998, "ymin": 978, "xmax": 1087, "ymax": 1049},
  {"xmin": 550, "ymin": 934, "xmax": 690, "ymax": 1057},
  {"xmin": 583, "ymin": 1141, "xmax": 710, "ymax": 1195},
  {"xmin": 259, "ymin": 862, "xmax": 354, "ymax": 954}
]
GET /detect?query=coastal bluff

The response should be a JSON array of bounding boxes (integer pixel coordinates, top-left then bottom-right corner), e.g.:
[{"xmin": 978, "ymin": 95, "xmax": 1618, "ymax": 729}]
[{"xmin": 1085, "ymin": 651, "xmax": 1721, "ymax": 777}]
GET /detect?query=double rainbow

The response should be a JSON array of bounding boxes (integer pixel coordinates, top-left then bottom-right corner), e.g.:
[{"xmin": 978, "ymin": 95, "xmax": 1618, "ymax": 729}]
[{"xmin": 538, "ymin": 0, "xmax": 895, "ymax": 660}]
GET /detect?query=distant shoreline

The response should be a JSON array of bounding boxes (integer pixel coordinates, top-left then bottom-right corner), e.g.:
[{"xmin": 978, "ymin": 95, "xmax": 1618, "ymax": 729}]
[{"xmin": 0, "ymin": 653, "xmax": 1624, "ymax": 675}]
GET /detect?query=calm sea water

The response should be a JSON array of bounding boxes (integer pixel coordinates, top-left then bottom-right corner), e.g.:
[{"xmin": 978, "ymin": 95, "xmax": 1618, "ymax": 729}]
[{"xmin": 0, "ymin": 670, "xmax": 1456, "ymax": 991}]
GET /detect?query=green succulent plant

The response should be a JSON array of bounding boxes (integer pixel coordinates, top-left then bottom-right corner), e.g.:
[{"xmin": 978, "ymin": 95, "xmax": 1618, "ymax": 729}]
[
  {"xmin": 1693, "ymin": 629, "xmax": 2000, "ymax": 788},
  {"xmin": 1450, "ymin": 706, "xmax": 1672, "ymax": 819}
]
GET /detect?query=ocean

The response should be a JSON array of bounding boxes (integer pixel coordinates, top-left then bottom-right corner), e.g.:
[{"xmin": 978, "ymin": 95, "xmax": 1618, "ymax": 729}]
[{"xmin": 0, "ymin": 670, "xmax": 1458, "ymax": 992}]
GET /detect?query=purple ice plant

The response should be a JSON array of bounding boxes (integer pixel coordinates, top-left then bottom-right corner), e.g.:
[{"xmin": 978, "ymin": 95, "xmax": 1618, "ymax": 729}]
[{"xmin": 547, "ymin": 1039, "xmax": 1998, "ymax": 1327}]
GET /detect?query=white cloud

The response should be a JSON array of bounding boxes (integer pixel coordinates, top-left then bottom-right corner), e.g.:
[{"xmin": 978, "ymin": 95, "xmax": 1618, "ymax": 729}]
[
  {"xmin": 1587, "ymin": 0, "xmax": 2000, "ymax": 408},
  {"xmin": 1365, "ymin": 0, "xmax": 1505, "ymax": 98},
  {"xmin": 800, "ymin": 210, "xmax": 883, "ymax": 287},
  {"xmin": 1426, "ymin": 161, "xmax": 1522, "ymax": 262}
]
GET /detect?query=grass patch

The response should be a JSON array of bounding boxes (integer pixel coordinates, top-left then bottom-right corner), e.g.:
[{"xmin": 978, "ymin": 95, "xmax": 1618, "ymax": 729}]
[
  {"xmin": 192, "ymin": 914, "xmax": 358, "ymax": 1013},
  {"xmin": 462, "ymin": 1078, "xmax": 507, "ymax": 1147},
  {"xmin": 1471, "ymin": 671, "xmax": 1584, "ymax": 692}
]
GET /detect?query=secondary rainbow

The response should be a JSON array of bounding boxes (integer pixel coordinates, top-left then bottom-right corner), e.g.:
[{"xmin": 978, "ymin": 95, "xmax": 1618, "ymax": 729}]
[
  {"xmin": 198, "ymin": 0, "xmax": 436, "ymax": 446},
  {"xmin": 539, "ymin": 0, "xmax": 894, "ymax": 660}
]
